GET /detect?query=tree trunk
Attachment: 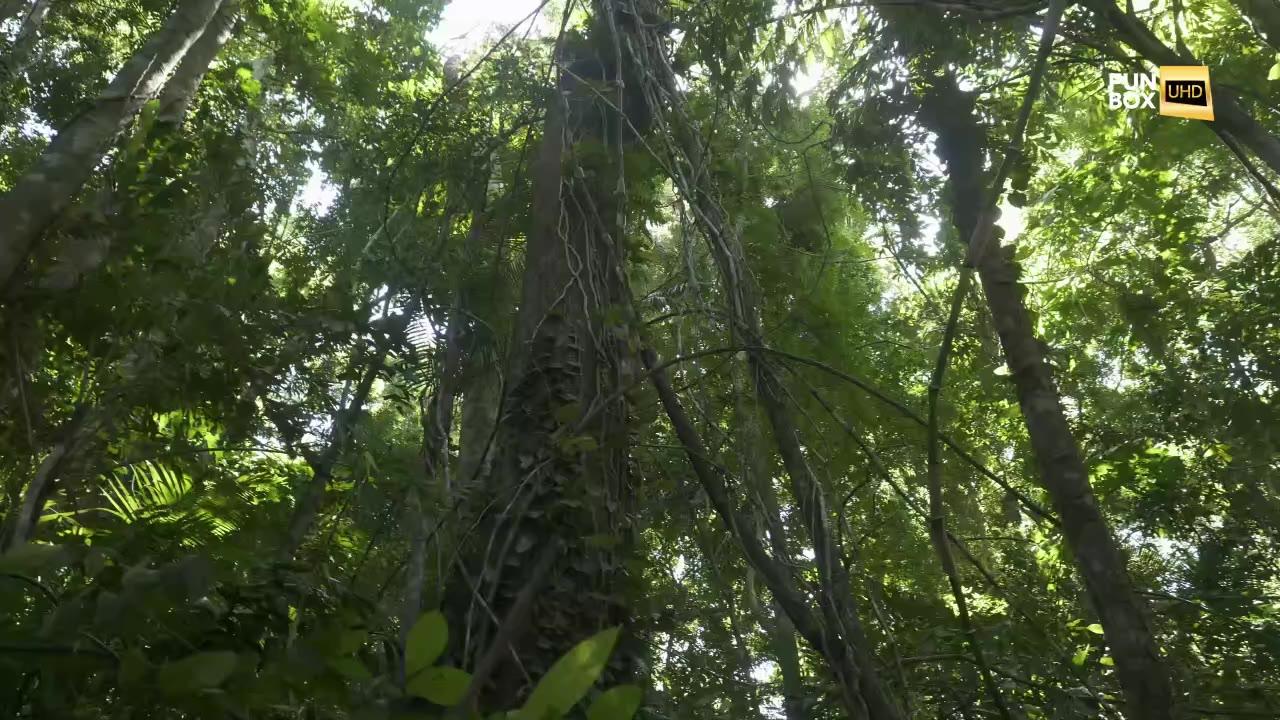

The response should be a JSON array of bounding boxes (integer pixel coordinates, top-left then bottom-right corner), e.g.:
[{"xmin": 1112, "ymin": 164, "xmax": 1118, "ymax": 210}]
[
  {"xmin": 643, "ymin": 349, "xmax": 879, "ymax": 720},
  {"xmin": 770, "ymin": 599, "xmax": 807, "ymax": 720},
  {"xmin": 0, "ymin": 0, "xmax": 224, "ymax": 293},
  {"xmin": 458, "ymin": 363, "xmax": 500, "ymax": 486},
  {"xmin": 735, "ymin": 377, "xmax": 808, "ymax": 720},
  {"xmin": 630, "ymin": 23, "xmax": 901, "ymax": 718},
  {"xmin": 918, "ymin": 70, "xmax": 1177, "ymax": 720},
  {"xmin": 156, "ymin": 0, "xmax": 238, "ymax": 128},
  {"xmin": 443, "ymin": 9, "xmax": 640, "ymax": 709}
]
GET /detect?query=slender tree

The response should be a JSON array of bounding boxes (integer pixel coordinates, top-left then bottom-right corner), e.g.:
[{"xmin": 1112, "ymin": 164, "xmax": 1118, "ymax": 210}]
[
  {"xmin": 914, "ymin": 53, "xmax": 1177, "ymax": 720},
  {"xmin": 0, "ymin": 0, "xmax": 225, "ymax": 293}
]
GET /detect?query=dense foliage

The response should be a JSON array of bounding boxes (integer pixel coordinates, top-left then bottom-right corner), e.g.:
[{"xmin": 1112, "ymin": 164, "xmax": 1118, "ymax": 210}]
[{"xmin": 1, "ymin": 0, "xmax": 1277, "ymax": 718}]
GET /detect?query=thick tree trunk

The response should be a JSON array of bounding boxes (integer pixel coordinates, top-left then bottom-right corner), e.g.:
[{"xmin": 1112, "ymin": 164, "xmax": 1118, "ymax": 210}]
[
  {"xmin": 444, "ymin": 9, "xmax": 639, "ymax": 709},
  {"xmin": 156, "ymin": 0, "xmax": 238, "ymax": 128},
  {"xmin": 0, "ymin": 0, "xmax": 224, "ymax": 293},
  {"xmin": 919, "ymin": 71, "xmax": 1177, "ymax": 720},
  {"xmin": 457, "ymin": 364, "xmax": 500, "ymax": 485}
]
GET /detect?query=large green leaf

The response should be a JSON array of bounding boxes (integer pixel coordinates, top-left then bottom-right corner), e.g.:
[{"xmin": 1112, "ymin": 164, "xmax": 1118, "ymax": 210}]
[
  {"xmin": 328, "ymin": 656, "xmax": 372, "ymax": 681},
  {"xmin": 406, "ymin": 665, "xmax": 472, "ymax": 706},
  {"xmin": 517, "ymin": 627, "xmax": 620, "ymax": 720},
  {"xmin": 405, "ymin": 610, "xmax": 448, "ymax": 676},
  {"xmin": 587, "ymin": 685, "xmax": 643, "ymax": 720}
]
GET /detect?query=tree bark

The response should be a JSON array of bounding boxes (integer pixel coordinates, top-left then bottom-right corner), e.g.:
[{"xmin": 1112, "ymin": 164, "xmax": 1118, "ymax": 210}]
[
  {"xmin": 735, "ymin": 379, "xmax": 807, "ymax": 720},
  {"xmin": 0, "ymin": 0, "xmax": 225, "ymax": 293},
  {"xmin": 918, "ymin": 70, "xmax": 1177, "ymax": 720},
  {"xmin": 458, "ymin": 363, "xmax": 500, "ymax": 485},
  {"xmin": 770, "ymin": 599, "xmax": 807, "ymax": 720},
  {"xmin": 443, "ymin": 7, "xmax": 640, "ymax": 708},
  {"xmin": 156, "ymin": 0, "xmax": 238, "ymax": 128},
  {"xmin": 2, "ymin": 408, "xmax": 94, "ymax": 552},
  {"xmin": 643, "ymin": 348, "xmax": 877, "ymax": 720}
]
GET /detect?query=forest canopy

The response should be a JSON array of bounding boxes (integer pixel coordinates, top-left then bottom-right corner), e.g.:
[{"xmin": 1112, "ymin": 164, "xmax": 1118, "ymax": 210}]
[{"xmin": 0, "ymin": 0, "xmax": 1278, "ymax": 718}]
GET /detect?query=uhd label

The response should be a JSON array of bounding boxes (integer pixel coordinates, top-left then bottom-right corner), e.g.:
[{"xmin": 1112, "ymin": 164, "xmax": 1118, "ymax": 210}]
[{"xmin": 1159, "ymin": 66, "xmax": 1214, "ymax": 121}]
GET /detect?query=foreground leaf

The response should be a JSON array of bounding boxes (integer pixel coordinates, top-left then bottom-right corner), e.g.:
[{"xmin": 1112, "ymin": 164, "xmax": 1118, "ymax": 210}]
[
  {"xmin": 405, "ymin": 610, "xmax": 448, "ymax": 675},
  {"xmin": 517, "ymin": 627, "xmax": 620, "ymax": 720},
  {"xmin": 587, "ymin": 685, "xmax": 643, "ymax": 720},
  {"xmin": 407, "ymin": 665, "xmax": 472, "ymax": 706}
]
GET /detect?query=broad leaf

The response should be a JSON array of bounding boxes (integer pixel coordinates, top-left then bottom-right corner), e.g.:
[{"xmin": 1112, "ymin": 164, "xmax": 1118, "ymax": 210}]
[
  {"xmin": 407, "ymin": 665, "xmax": 472, "ymax": 706},
  {"xmin": 405, "ymin": 610, "xmax": 448, "ymax": 675},
  {"xmin": 328, "ymin": 656, "xmax": 372, "ymax": 681},
  {"xmin": 587, "ymin": 685, "xmax": 643, "ymax": 720},
  {"xmin": 517, "ymin": 627, "xmax": 620, "ymax": 720}
]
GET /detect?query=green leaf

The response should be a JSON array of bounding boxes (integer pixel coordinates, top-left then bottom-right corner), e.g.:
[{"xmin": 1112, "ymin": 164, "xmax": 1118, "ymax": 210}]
[
  {"xmin": 236, "ymin": 67, "xmax": 262, "ymax": 97},
  {"xmin": 405, "ymin": 611, "xmax": 448, "ymax": 675},
  {"xmin": 587, "ymin": 685, "xmax": 643, "ymax": 720},
  {"xmin": 1085, "ymin": 623, "xmax": 1104, "ymax": 635},
  {"xmin": 157, "ymin": 651, "xmax": 238, "ymax": 693},
  {"xmin": 1072, "ymin": 646, "xmax": 1089, "ymax": 666},
  {"xmin": 1269, "ymin": 60, "xmax": 1280, "ymax": 81},
  {"xmin": 1100, "ymin": 656, "xmax": 1115, "ymax": 667},
  {"xmin": 407, "ymin": 665, "xmax": 472, "ymax": 706},
  {"xmin": 328, "ymin": 656, "xmax": 373, "ymax": 681},
  {"xmin": 518, "ymin": 627, "xmax": 620, "ymax": 720}
]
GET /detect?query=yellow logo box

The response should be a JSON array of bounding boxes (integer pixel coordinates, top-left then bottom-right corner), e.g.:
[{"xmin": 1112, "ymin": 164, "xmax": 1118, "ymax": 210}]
[{"xmin": 1159, "ymin": 66, "xmax": 1213, "ymax": 121}]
